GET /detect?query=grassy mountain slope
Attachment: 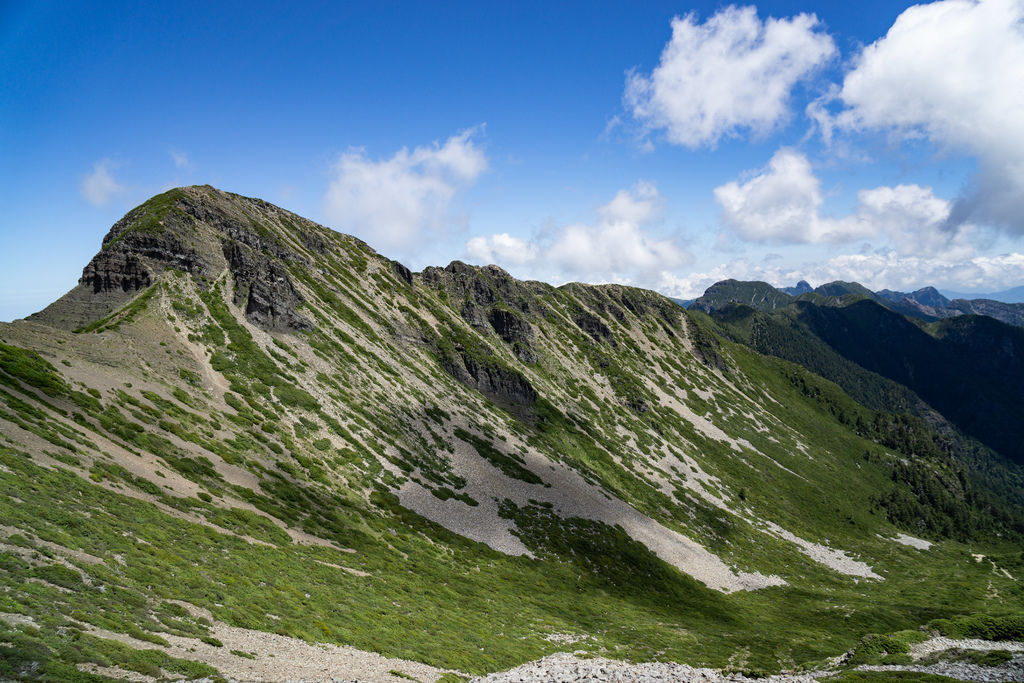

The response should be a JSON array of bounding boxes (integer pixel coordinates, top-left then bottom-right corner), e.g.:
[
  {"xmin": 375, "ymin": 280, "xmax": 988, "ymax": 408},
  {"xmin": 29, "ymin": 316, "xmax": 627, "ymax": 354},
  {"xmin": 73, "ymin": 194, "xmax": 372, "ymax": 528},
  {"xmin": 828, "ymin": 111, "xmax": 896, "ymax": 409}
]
[
  {"xmin": 705, "ymin": 300, "xmax": 1024, "ymax": 539},
  {"xmin": 694, "ymin": 278, "xmax": 1024, "ymax": 464},
  {"xmin": 0, "ymin": 186, "xmax": 1021, "ymax": 681},
  {"xmin": 794, "ymin": 300, "xmax": 1024, "ymax": 464}
]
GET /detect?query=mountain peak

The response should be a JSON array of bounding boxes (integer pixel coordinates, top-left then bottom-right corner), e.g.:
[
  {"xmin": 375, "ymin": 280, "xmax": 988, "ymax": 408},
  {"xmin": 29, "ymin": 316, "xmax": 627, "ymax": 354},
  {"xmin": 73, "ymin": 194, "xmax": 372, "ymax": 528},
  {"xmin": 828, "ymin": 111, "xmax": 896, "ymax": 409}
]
[
  {"xmin": 813, "ymin": 280, "xmax": 875, "ymax": 298},
  {"xmin": 28, "ymin": 186, "xmax": 369, "ymax": 332},
  {"xmin": 780, "ymin": 279, "xmax": 812, "ymax": 295},
  {"xmin": 909, "ymin": 285, "xmax": 949, "ymax": 308},
  {"xmin": 690, "ymin": 279, "xmax": 791, "ymax": 313}
]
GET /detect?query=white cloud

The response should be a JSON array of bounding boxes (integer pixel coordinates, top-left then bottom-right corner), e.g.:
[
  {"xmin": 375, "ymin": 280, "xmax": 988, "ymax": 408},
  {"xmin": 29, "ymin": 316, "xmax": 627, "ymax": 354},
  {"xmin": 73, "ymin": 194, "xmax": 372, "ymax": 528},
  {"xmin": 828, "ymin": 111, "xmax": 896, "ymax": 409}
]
[
  {"xmin": 833, "ymin": 0, "xmax": 1024, "ymax": 232},
  {"xmin": 714, "ymin": 148, "xmax": 970, "ymax": 256},
  {"xmin": 464, "ymin": 181, "xmax": 689, "ymax": 288},
  {"xmin": 466, "ymin": 233, "xmax": 538, "ymax": 266},
  {"xmin": 802, "ymin": 251, "xmax": 1024, "ymax": 294},
  {"xmin": 324, "ymin": 127, "xmax": 487, "ymax": 251},
  {"xmin": 80, "ymin": 159, "xmax": 124, "ymax": 207},
  {"xmin": 547, "ymin": 181, "xmax": 688, "ymax": 278},
  {"xmin": 598, "ymin": 181, "xmax": 662, "ymax": 226},
  {"xmin": 854, "ymin": 184, "xmax": 973, "ymax": 259},
  {"xmin": 714, "ymin": 148, "xmax": 848, "ymax": 243},
  {"xmin": 657, "ymin": 251, "xmax": 1024, "ymax": 300},
  {"xmin": 625, "ymin": 6, "xmax": 835, "ymax": 148}
]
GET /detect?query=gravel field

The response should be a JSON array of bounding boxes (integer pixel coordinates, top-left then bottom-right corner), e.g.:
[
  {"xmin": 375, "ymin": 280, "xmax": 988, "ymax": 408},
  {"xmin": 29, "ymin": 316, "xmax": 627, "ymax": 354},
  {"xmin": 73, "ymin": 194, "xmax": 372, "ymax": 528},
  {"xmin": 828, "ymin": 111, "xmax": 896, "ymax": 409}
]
[
  {"xmin": 911, "ymin": 637, "xmax": 1024, "ymax": 659},
  {"xmin": 470, "ymin": 642, "xmax": 1024, "ymax": 683},
  {"xmin": 468, "ymin": 652, "xmax": 831, "ymax": 682},
  {"xmin": 857, "ymin": 654, "xmax": 1024, "ymax": 682}
]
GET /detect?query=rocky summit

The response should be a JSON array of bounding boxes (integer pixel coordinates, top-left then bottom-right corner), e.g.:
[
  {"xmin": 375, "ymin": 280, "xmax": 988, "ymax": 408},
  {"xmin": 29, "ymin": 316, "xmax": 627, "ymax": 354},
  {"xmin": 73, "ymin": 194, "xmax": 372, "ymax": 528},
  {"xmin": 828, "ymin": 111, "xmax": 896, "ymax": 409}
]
[{"xmin": 0, "ymin": 186, "xmax": 1022, "ymax": 682}]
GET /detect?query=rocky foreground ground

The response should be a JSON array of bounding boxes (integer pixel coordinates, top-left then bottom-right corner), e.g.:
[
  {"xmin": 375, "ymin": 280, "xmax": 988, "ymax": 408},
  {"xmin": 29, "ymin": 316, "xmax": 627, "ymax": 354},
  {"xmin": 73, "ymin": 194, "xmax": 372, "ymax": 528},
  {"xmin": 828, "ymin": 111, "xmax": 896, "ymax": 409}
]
[
  {"xmin": 69, "ymin": 637, "xmax": 1024, "ymax": 681},
  {"xmin": 468, "ymin": 641, "xmax": 1024, "ymax": 683}
]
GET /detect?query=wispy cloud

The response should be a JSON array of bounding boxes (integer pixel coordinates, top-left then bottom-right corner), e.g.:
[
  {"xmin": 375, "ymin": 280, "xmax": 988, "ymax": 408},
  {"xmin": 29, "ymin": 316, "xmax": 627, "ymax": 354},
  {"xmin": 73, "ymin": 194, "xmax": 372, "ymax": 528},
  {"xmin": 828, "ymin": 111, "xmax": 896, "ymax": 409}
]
[
  {"xmin": 80, "ymin": 159, "xmax": 125, "ymax": 207},
  {"xmin": 169, "ymin": 149, "xmax": 191, "ymax": 169}
]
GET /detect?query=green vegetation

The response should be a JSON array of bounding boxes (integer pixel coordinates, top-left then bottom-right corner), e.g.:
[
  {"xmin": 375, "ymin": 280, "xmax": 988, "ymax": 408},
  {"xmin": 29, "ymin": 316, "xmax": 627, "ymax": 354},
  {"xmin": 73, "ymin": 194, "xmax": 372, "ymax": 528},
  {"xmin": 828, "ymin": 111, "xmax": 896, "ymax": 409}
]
[
  {"xmin": 100, "ymin": 187, "xmax": 187, "ymax": 251},
  {"xmin": 927, "ymin": 614, "xmax": 1024, "ymax": 641},
  {"xmin": 847, "ymin": 630, "xmax": 928, "ymax": 666},
  {"xmin": 706, "ymin": 303, "xmax": 1024, "ymax": 543},
  {"xmin": 0, "ymin": 621, "xmax": 220, "ymax": 681},
  {"xmin": 920, "ymin": 648, "xmax": 1013, "ymax": 666},
  {"xmin": 455, "ymin": 427, "xmax": 542, "ymax": 485},
  {"xmin": 0, "ymin": 343, "xmax": 68, "ymax": 396},
  {"xmin": 829, "ymin": 673, "xmax": 960, "ymax": 682},
  {"xmin": 710, "ymin": 297, "xmax": 1024, "ymax": 466}
]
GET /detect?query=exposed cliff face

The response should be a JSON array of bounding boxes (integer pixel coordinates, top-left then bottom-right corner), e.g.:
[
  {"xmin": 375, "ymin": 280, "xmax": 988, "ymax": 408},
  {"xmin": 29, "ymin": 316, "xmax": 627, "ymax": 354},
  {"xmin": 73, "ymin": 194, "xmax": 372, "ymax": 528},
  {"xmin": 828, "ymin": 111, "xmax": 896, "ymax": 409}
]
[
  {"xmin": 80, "ymin": 250, "xmax": 152, "ymax": 294},
  {"xmin": 574, "ymin": 309, "xmax": 617, "ymax": 347},
  {"xmin": 222, "ymin": 240, "xmax": 311, "ymax": 332},
  {"xmin": 439, "ymin": 341, "xmax": 539, "ymax": 411},
  {"xmin": 84, "ymin": 189, "xmax": 209, "ymax": 295},
  {"xmin": 487, "ymin": 308, "xmax": 537, "ymax": 363},
  {"xmin": 95, "ymin": 223, "xmax": 205, "ymax": 287}
]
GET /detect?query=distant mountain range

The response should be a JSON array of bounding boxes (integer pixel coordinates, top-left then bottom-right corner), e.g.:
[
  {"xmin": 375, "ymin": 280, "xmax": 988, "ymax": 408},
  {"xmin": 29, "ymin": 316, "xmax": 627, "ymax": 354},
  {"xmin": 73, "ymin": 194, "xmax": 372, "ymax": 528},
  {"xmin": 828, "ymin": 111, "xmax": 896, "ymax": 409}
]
[
  {"xmin": 690, "ymin": 278, "xmax": 1024, "ymax": 329},
  {"xmin": 690, "ymin": 278, "xmax": 1024, "ymax": 469},
  {"xmin": 941, "ymin": 285, "xmax": 1024, "ymax": 303}
]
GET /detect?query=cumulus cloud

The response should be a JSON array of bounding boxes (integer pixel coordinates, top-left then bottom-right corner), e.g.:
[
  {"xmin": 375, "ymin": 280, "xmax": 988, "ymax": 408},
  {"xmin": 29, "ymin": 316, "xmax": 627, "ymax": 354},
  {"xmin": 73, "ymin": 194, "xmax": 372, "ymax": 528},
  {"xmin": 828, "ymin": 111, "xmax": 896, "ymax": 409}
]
[
  {"xmin": 714, "ymin": 148, "xmax": 970, "ymax": 257},
  {"xmin": 546, "ymin": 181, "xmax": 688, "ymax": 278},
  {"xmin": 324, "ymin": 127, "xmax": 487, "ymax": 250},
  {"xmin": 625, "ymin": 5, "xmax": 835, "ymax": 148},
  {"xmin": 465, "ymin": 233, "xmax": 538, "ymax": 266},
  {"xmin": 788, "ymin": 251, "xmax": 1024, "ymax": 297},
  {"xmin": 464, "ymin": 181, "xmax": 689, "ymax": 287},
  {"xmin": 714, "ymin": 148, "xmax": 853, "ymax": 243},
  {"xmin": 658, "ymin": 251, "xmax": 1024, "ymax": 300},
  {"xmin": 831, "ymin": 0, "xmax": 1024, "ymax": 232},
  {"xmin": 854, "ymin": 184, "xmax": 974, "ymax": 259},
  {"xmin": 80, "ymin": 159, "xmax": 125, "ymax": 207}
]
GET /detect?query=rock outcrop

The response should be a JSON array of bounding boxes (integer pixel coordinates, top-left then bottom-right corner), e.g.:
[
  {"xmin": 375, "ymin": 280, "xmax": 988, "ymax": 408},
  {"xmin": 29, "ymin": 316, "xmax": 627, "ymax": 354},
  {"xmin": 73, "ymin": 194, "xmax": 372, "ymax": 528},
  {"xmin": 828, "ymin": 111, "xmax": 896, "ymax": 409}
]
[
  {"xmin": 423, "ymin": 261, "xmax": 543, "ymax": 365},
  {"xmin": 487, "ymin": 308, "xmax": 537, "ymax": 363},
  {"xmin": 574, "ymin": 309, "xmax": 616, "ymax": 347},
  {"xmin": 222, "ymin": 240, "xmax": 312, "ymax": 332},
  {"xmin": 438, "ymin": 339, "xmax": 539, "ymax": 413}
]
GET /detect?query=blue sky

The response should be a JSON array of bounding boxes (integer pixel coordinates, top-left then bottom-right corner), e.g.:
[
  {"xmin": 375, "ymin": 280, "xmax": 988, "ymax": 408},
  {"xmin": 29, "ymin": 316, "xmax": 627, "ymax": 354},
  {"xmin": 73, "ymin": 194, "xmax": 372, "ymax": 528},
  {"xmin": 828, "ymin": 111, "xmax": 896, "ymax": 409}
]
[{"xmin": 3, "ymin": 0, "xmax": 1023, "ymax": 321}]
